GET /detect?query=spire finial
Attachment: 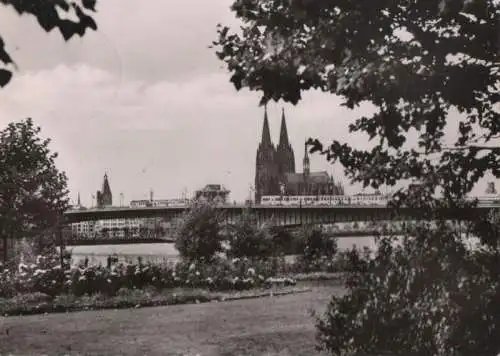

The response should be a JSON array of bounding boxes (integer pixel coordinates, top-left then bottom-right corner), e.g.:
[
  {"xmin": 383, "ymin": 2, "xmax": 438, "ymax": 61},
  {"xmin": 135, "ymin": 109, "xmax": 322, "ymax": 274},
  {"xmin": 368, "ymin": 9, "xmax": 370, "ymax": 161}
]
[
  {"xmin": 278, "ymin": 107, "xmax": 290, "ymax": 147},
  {"xmin": 303, "ymin": 140, "xmax": 310, "ymax": 176},
  {"xmin": 260, "ymin": 104, "xmax": 272, "ymax": 146}
]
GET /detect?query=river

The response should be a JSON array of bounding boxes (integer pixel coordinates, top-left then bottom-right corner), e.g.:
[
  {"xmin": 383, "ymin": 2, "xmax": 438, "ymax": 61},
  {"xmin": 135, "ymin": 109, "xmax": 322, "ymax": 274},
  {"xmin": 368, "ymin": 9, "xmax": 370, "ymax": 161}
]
[
  {"xmin": 65, "ymin": 236, "xmax": 379, "ymax": 266},
  {"xmin": 65, "ymin": 234, "xmax": 482, "ymax": 266}
]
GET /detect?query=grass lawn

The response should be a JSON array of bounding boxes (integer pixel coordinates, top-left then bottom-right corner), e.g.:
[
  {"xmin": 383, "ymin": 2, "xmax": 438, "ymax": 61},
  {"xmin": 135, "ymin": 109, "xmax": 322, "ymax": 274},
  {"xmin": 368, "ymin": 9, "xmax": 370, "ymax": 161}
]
[{"xmin": 0, "ymin": 284, "xmax": 344, "ymax": 356}]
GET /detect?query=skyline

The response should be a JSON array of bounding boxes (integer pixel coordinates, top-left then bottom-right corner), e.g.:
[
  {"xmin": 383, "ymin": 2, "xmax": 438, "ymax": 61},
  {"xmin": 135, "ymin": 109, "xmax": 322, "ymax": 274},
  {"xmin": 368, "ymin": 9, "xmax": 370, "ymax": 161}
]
[{"xmin": 0, "ymin": 0, "xmax": 495, "ymax": 205}]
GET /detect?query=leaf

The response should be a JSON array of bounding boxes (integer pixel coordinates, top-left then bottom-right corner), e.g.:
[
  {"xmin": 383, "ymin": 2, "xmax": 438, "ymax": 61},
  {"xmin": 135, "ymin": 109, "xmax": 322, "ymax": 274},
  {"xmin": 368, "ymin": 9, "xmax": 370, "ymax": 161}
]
[
  {"xmin": 0, "ymin": 37, "xmax": 13, "ymax": 64},
  {"xmin": 36, "ymin": 8, "xmax": 58, "ymax": 32},
  {"xmin": 59, "ymin": 20, "xmax": 79, "ymax": 41},
  {"xmin": 0, "ymin": 2, "xmax": 97, "ymax": 89},
  {"xmin": 81, "ymin": 0, "xmax": 97, "ymax": 11},
  {"xmin": 81, "ymin": 13, "xmax": 98, "ymax": 31},
  {"xmin": 0, "ymin": 69, "xmax": 12, "ymax": 87}
]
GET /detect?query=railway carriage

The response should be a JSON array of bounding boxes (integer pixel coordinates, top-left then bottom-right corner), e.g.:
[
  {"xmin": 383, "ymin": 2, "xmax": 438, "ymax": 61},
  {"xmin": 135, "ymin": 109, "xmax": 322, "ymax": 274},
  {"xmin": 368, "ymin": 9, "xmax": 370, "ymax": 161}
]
[{"xmin": 259, "ymin": 193, "xmax": 389, "ymax": 207}]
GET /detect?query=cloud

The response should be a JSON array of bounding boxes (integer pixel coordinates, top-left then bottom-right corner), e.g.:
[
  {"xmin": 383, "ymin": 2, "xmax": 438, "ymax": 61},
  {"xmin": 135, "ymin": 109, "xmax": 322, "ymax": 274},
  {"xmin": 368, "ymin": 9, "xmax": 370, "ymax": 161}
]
[
  {"xmin": 0, "ymin": 62, "xmax": 387, "ymax": 204},
  {"xmin": 0, "ymin": 0, "xmax": 240, "ymax": 82},
  {"xmin": 3, "ymin": 62, "xmax": 491, "ymax": 204}
]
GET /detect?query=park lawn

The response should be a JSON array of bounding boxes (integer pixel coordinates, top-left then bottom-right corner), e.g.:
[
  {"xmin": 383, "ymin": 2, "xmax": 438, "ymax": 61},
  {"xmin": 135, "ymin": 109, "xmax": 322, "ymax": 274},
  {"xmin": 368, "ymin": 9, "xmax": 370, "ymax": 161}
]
[{"xmin": 0, "ymin": 284, "xmax": 343, "ymax": 356}]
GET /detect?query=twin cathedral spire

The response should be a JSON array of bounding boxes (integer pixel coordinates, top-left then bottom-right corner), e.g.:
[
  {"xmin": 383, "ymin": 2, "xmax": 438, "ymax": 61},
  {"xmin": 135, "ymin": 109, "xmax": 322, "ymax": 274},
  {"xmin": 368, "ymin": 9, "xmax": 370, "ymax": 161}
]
[
  {"xmin": 255, "ymin": 106, "xmax": 344, "ymax": 203},
  {"xmin": 255, "ymin": 107, "xmax": 303, "ymax": 203}
]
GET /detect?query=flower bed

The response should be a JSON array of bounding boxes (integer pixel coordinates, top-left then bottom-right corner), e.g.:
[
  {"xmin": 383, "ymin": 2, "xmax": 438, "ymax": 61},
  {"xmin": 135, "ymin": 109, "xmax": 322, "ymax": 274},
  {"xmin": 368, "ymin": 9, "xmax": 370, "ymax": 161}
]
[
  {"xmin": 0, "ymin": 255, "xmax": 297, "ymax": 299},
  {"xmin": 0, "ymin": 253, "xmax": 315, "ymax": 316},
  {"xmin": 0, "ymin": 247, "xmax": 355, "ymax": 318}
]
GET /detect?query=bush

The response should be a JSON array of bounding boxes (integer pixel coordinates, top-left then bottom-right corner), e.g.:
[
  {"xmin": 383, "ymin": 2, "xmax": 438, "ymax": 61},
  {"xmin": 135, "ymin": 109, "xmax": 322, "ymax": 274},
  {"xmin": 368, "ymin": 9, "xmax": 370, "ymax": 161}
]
[
  {"xmin": 270, "ymin": 228, "xmax": 302, "ymax": 256},
  {"xmin": 0, "ymin": 266, "xmax": 16, "ymax": 298},
  {"xmin": 302, "ymin": 226, "xmax": 337, "ymax": 261},
  {"xmin": 315, "ymin": 220, "xmax": 500, "ymax": 355},
  {"xmin": 228, "ymin": 211, "xmax": 274, "ymax": 259},
  {"xmin": 293, "ymin": 226, "xmax": 338, "ymax": 273},
  {"xmin": 174, "ymin": 201, "xmax": 225, "ymax": 263}
]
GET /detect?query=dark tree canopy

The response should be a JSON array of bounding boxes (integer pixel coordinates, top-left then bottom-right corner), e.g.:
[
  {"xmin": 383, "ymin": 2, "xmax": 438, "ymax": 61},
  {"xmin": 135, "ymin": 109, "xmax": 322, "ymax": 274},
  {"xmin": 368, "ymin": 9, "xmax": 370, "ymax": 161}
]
[
  {"xmin": 214, "ymin": 0, "xmax": 500, "ymax": 205},
  {"xmin": 0, "ymin": 118, "xmax": 69, "ymax": 260},
  {"xmin": 174, "ymin": 201, "xmax": 226, "ymax": 263},
  {"xmin": 0, "ymin": 0, "xmax": 98, "ymax": 87},
  {"xmin": 228, "ymin": 209, "xmax": 274, "ymax": 258}
]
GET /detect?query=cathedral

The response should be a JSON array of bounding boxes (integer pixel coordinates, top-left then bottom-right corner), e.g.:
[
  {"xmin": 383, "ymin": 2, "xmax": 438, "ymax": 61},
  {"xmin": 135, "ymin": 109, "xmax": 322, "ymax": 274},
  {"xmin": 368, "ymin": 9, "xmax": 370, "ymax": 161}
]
[
  {"xmin": 96, "ymin": 173, "xmax": 113, "ymax": 208},
  {"xmin": 254, "ymin": 107, "xmax": 344, "ymax": 203}
]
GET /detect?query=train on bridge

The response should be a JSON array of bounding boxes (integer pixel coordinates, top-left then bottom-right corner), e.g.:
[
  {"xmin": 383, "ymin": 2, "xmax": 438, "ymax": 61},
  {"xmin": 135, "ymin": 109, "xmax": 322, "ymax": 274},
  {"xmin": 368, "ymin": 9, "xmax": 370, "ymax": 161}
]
[
  {"xmin": 259, "ymin": 193, "xmax": 500, "ymax": 207},
  {"xmin": 128, "ymin": 193, "xmax": 500, "ymax": 209},
  {"xmin": 260, "ymin": 193, "xmax": 388, "ymax": 207}
]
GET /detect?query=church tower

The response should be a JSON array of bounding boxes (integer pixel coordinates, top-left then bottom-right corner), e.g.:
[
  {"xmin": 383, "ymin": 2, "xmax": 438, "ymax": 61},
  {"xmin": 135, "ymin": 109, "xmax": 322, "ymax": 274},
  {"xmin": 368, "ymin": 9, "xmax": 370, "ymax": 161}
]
[
  {"xmin": 96, "ymin": 173, "xmax": 113, "ymax": 208},
  {"xmin": 255, "ymin": 106, "xmax": 278, "ymax": 203},
  {"xmin": 276, "ymin": 108, "xmax": 296, "ymax": 182},
  {"xmin": 303, "ymin": 142, "xmax": 310, "ymax": 177}
]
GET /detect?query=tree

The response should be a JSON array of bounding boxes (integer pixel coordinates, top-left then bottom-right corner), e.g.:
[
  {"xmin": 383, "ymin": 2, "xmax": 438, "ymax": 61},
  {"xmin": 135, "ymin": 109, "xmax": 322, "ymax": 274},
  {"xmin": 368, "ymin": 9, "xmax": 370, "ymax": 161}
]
[
  {"xmin": 228, "ymin": 209, "xmax": 274, "ymax": 258},
  {"xmin": 174, "ymin": 201, "xmax": 225, "ymax": 263},
  {"xmin": 214, "ymin": 1, "xmax": 500, "ymax": 354},
  {"xmin": 316, "ymin": 220, "xmax": 500, "ymax": 356},
  {"xmin": 213, "ymin": 1, "xmax": 499, "ymax": 207},
  {"xmin": 269, "ymin": 226, "xmax": 298, "ymax": 255},
  {"xmin": 0, "ymin": 0, "xmax": 98, "ymax": 88},
  {"xmin": 300, "ymin": 225, "xmax": 337, "ymax": 262},
  {"xmin": 0, "ymin": 118, "xmax": 69, "ymax": 261}
]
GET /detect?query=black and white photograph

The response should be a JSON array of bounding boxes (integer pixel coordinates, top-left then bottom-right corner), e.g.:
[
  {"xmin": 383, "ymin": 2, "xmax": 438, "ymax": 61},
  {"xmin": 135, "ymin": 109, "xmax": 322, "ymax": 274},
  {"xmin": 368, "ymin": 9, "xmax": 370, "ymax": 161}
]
[{"xmin": 0, "ymin": 1, "xmax": 499, "ymax": 355}]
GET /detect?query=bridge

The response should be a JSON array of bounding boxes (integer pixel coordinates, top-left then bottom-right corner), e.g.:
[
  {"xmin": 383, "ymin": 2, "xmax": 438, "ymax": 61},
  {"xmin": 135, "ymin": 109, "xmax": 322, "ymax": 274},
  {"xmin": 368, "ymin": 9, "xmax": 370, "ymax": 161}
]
[
  {"xmin": 61, "ymin": 204, "xmax": 498, "ymax": 246},
  {"xmin": 63, "ymin": 203, "xmax": 500, "ymax": 225}
]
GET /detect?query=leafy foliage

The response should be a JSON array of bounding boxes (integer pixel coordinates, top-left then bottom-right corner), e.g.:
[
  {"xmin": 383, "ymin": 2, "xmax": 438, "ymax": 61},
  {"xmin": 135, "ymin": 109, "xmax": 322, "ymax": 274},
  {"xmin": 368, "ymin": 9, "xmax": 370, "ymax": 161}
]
[
  {"xmin": 0, "ymin": 118, "xmax": 69, "ymax": 261},
  {"xmin": 0, "ymin": 0, "xmax": 98, "ymax": 87},
  {"xmin": 213, "ymin": 0, "xmax": 500, "ymax": 202},
  {"xmin": 228, "ymin": 209, "xmax": 275, "ymax": 258},
  {"xmin": 269, "ymin": 227, "xmax": 301, "ymax": 256},
  {"xmin": 315, "ymin": 220, "xmax": 500, "ymax": 356},
  {"xmin": 300, "ymin": 225, "xmax": 337, "ymax": 262},
  {"xmin": 174, "ymin": 201, "xmax": 226, "ymax": 263},
  {"xmin": 293, "ymin": 226, "xmax": 338, "ymax": 273}
]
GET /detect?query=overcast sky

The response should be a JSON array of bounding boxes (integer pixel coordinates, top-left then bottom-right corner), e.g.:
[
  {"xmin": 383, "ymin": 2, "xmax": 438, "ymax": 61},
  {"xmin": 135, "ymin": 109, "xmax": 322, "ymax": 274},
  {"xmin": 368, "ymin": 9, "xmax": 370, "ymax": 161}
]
[{"xmin": 0, "ymin": 0, "xmax": 493, "ymax": 205}]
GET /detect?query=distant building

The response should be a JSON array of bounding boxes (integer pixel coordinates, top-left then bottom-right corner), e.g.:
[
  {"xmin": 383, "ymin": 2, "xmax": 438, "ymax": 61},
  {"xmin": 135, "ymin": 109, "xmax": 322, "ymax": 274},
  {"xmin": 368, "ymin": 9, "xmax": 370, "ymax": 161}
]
[
  {"xmin": 68, "ymin": 193, "xmax": 97, "ymax": 238},
  {"xmin": 69, "ymin": 192, "xmax": 84, "ymax": 210},
  {"xmin": 194, "ymin": 184, "xmax": 230, "ymax": 204},
  {"xmin": 71, "ymin": 220, "xmax": 96, "ymax": 238},
  {"xmin": 96, "ymin": 173, "xmax": 112, "ymax": 208},
  {"xmin": 93, "ymin": 218, "xmax": 142, "ymax": 239},
  {"xmin": 254, "ymin": 107, "xmax": 344, "ymax": 203},
  {"xmin": 280, "ymin": 143, "xmax": 344, "ymax": 196}
]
